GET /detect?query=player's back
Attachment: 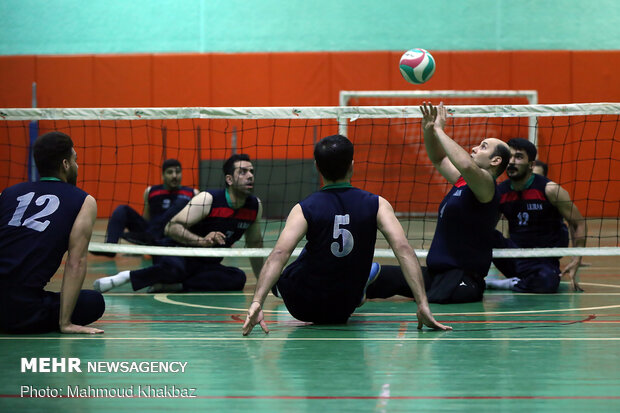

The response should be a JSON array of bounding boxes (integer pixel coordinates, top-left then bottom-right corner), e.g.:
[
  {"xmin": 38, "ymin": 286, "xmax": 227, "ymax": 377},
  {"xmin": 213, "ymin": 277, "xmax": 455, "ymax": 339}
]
[
  {"xmin": 0, "ymin": 181, "xmax": 88, "ymax": 290},
  {"xmin": 295, "ymin": 185, "xmax": 379, "ymax": 293}
]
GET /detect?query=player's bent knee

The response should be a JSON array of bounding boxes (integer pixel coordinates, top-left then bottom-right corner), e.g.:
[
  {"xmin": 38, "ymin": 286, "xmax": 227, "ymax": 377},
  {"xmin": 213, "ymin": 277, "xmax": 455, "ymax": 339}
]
[
  {"xmin": 229, "ymin": 270, "xmax": 246, "ymax": 290},
  {"xmin": 537, "ymin": 269, "xmax": 561, "ymax": 293},
  {"xmin": 72, "ymin": 290, "xmax": 106, "ymax": 325}
]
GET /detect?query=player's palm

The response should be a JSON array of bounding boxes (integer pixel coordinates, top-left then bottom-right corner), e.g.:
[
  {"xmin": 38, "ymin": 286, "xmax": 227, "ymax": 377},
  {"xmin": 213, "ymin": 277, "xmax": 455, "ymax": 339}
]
[{"xmin": 420, "ymin": 103, "xmax": 437, "ymax": 131}]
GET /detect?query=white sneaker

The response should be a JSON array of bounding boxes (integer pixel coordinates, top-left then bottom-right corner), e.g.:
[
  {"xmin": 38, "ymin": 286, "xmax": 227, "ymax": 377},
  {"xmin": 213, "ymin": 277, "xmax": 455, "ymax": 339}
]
[
  {"xmin": 485, "ymin": 277, "xmax": 520, "ymax": 290},
  {"xmin": 93, "ymin": 270, "xmax": 130, "ymax": 293},
  {"xmin": 93, "ymin": 276, "xmax": 116, "ymax": 293}
]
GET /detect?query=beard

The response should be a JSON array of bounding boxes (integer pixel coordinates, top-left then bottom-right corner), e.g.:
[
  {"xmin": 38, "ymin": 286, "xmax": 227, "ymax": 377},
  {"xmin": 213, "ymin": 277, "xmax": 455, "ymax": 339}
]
[
  {"xmin": 67, "ymin": 168, "xmax": 78, "ymax": 186},
  {"xmin": 506, "ymin": 166, "xmax": 528, "ymax": 181}
]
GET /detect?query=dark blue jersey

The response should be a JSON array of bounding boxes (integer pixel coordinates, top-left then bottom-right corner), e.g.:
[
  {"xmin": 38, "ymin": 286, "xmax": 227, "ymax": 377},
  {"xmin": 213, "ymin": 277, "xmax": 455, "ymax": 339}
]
[
  {"xmin": 498, "ymin": 174, "xmax": 569, "ymax": 248},
  {"xmin": 285, "ymin": 186, "xmax": 379, "ymax": 302},
  {"xmin": 427, "ymin": 177, "xmax": 500, "ymax": 276},
  {"xmin": 146, "ymin": 184, "xmax": 195, "ymax": 236},
  {"xmin": 0, "ymin": 181, "xmax": 88, "ymax": 290},
  {"xmin": 189, "ymin": 189, "xmax": 259, "ymax": 249},
  {"xmin": 148, "ymin": 184, "xmax": 195, "ymax": 218}
]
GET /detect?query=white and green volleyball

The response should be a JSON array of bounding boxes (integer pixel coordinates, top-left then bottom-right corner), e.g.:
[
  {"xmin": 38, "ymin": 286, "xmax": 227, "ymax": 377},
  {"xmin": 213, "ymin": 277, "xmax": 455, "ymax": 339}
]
[{"xmin": 399, "ymin": 48, "xmax": 436, "ymax": 84}]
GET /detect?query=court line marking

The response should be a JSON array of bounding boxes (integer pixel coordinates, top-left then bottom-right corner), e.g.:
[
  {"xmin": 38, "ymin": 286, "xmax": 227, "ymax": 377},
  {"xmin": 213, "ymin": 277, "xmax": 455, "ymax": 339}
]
[
  {"xmin": 1, "ymin": 337, "xmax": 619, "ymax": 341},
  {"xmin": 3, "ymin": 394, "xmax": 620, "ymax": 400},
  {"xmin": 579, "ymin": 282, "xmax": 620, "ymax": 289},
  {"xmin": 107, "ymin": 292, "xmax": 620, "ymax": 296},
  {"xmin": 102, "ymin": 281, "xmax": 620, "ymax": 297},
  {"xmin": 91, "ymin": 319, "xmax": 618, "ymax": 324},
  {"xmin": 153, "ymin": 294, "xmax": 620, "ymax": 317},
  {"xmin": 2, "ymin": 394, "xmax": 619, "ymax": 400},
  {"xmin": 104, "ymin": 292, "xmax": 251, "ymax": 296}
]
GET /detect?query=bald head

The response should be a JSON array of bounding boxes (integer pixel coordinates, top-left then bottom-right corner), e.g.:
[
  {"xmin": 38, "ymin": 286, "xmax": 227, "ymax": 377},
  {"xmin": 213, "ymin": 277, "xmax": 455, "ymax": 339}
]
[
  {"xmin": 488, "ymin": 139, "xmax": 510, "ymax": 176},
  {"xmin": 471, "ymin": 138, "xmax": 510, "ymax": 177}
]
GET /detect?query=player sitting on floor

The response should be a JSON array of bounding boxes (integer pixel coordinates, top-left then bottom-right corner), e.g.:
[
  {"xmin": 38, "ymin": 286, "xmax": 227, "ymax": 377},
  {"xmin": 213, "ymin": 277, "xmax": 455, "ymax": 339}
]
[
  {"xmin": 485, "ymin": 138, "xmax": 586, "ymax": 293},
  {"xmin": 376, "ymin": 102, "xmax": 511, "ymax": 304},
  {"xmin": 242, "ymin": 134, "xmax": 451, "ymax": 335},
  {"xmin": 0, "ymin": 131, "xmax": 104, "ymax": 334},
  {"xmin": 93, "ymin": 154, "xmax": 264, "ymax": 293},
  {"xmin": 91, "ymin": 158, "xmax": 198, "ymax": 257}
]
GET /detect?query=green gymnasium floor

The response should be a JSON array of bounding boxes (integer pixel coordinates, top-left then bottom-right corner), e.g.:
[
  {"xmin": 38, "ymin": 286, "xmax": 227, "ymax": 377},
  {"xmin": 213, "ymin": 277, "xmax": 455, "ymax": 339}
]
[{"xmin": 1, "ymin": 254, "xmax": 619, "ymax": 412}]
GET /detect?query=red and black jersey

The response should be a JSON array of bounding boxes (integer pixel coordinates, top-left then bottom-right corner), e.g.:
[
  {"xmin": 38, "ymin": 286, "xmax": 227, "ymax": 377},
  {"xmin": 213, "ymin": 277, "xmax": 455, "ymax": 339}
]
[
  {"xmin": 188, "ymin": 189, "xmax": 259, "ymax": 249},
  {"xmin": 497, "ymin": 174, "xmax": 569, "ymax": 248},
  {"xmin": 148, "ymin": 184, "xmax": 195, "ymax": 218},
  {"xmin": 147, "ymin": 184, "xmax": 195, "ymax": 233}
]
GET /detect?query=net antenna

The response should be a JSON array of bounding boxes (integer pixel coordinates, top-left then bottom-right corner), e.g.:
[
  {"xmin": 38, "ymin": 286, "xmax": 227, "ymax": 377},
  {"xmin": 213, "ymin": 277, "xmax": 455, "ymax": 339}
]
[
  {"xmin": 1, "ymin": 102, "xmax": 618, "ymax": 260},
  {"xmin": 339, "ymin": 90, "xmax": 539, "ymax": 145}
]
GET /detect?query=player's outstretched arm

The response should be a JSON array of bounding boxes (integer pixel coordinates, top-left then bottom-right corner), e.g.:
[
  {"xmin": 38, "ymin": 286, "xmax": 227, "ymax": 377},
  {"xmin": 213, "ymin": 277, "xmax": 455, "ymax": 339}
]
[
  {"xmin": 420, "ymin": 102, "xmax": 460, "ymax": 184},
  {"xmin": 547, "ymin": 182, "xmax": 587, "ymax": 292},
  {"xmin": 243, "ymin": 204, "xmax": 308, "ymax": 336},
  {"xmin": 60, "ymin": 195, "xmax": 103, "ymax": 334},
  {"xmin": 429, "ymin": 102, "xmax": 496, "ymax": 203},
  {"xmin": 376, "ymin": 197, "xmax": 452, "ymax": 331}
]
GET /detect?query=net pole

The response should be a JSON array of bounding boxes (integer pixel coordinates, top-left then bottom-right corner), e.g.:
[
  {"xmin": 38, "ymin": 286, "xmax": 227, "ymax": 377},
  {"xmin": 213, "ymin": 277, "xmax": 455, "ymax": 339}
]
[
  {"xmin": 28, "ymin": 82, "xmax": 38, "ymax": 182},
  {"xmin": 526, "ymin": 91, "xmax": 538, "ymax": 146}
]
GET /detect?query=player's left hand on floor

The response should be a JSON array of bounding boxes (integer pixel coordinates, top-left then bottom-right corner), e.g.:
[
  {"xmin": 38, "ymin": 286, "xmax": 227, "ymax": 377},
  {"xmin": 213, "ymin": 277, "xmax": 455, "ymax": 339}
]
[
  {"xmin": 60, "ymin": 324, "xmax": 104, "ymax": 334},
  {"xmin": 242, "ymin": 301, "xmax": 269, "ymax": 336},
  {"xmin": 416, "ymin": 307, "xmax": 452, "ymax": 331}
]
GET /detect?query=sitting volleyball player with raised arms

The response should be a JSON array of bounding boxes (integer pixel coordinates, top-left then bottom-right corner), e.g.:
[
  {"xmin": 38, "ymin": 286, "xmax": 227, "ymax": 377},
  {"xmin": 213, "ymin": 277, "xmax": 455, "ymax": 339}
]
[{"xmin": 242, "ymin": 134, "xmax": 451, "ymax": 335}]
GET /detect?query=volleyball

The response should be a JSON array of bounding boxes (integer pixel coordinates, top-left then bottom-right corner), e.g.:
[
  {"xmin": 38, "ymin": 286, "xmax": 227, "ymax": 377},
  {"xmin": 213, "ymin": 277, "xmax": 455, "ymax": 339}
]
[{"xmin": 399, "ymin": 48, "xmax": 436, "ymax": 84}]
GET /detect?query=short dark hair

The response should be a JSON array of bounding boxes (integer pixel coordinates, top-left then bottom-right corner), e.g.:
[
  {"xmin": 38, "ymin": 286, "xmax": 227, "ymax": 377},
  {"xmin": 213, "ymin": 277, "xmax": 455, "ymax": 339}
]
[
  {"xmin": 314, "ymin": 134, "xmax": 354, "ymax": 181},
  {"xmin": 223, "ymin": 154, "xmax": 251, "ymax": 176},
  {"xmin": 533, "ymin": 159, "xmax": 548, "ymax": 177},
  {"xmin": 491, "ymin": 142, "xmax": 511, "ymax": 177},
  {"xmin": 33, "ymin": 131, "xmax": 74, "ymax": 177},
  {"xmin": 507, "ymin": 138, "xmax": 537, "ymax": 162},
  {"xmin": 162, "ymin": 158, "xmax": 181, "ymax": 172}
]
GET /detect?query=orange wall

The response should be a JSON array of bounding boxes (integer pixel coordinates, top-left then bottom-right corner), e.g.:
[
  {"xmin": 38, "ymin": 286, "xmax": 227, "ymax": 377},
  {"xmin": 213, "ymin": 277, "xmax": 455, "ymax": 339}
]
[
  {"xmin": 3, "ymin": 51, "xmax": 620, "ymax": 108},
  {"xmin": 1, "ymin": 51, "xmax": 619, "ymax": 217}
]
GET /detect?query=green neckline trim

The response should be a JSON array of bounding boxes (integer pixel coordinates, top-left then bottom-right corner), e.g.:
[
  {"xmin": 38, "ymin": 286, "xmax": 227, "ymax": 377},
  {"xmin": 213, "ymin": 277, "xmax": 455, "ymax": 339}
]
[
  {"xmin": 40, "ymin": 177, "xmax": 62, "ymax": 182},
  {"xmin": 225, "ymin": 188, "xmax": 234, "ymax": 208},
  {"xmin": 321, "ymin": 182, "xmax": 353, "ymax": 191},
  {"xmin": 225, "ymin": 188, "xmax": 242, "ymax": 209},
  {"xmin": 510, "ymin": 173, "xmax": 535, "ymax": 191}
]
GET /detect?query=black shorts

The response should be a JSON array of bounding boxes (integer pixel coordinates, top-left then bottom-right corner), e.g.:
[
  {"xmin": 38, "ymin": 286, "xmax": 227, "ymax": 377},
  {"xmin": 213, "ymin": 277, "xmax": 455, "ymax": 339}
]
[
  {"xmin": 423, "ymin": 267, "xmax": 485, "ymax": 304},
  {"xmin": 0, "ymin": 288, "xmax": 105, "ymax": 334},
  {"xmin": 275, "ymin": 262, "xmax": 361, "ymax": 324}
]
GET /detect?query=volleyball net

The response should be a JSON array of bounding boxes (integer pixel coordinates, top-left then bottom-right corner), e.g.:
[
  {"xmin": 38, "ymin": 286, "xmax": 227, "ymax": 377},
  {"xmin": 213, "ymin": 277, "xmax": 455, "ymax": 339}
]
[{"xmin": 1, "ymin": 102, "xmax": 619, "ymax": 259}]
